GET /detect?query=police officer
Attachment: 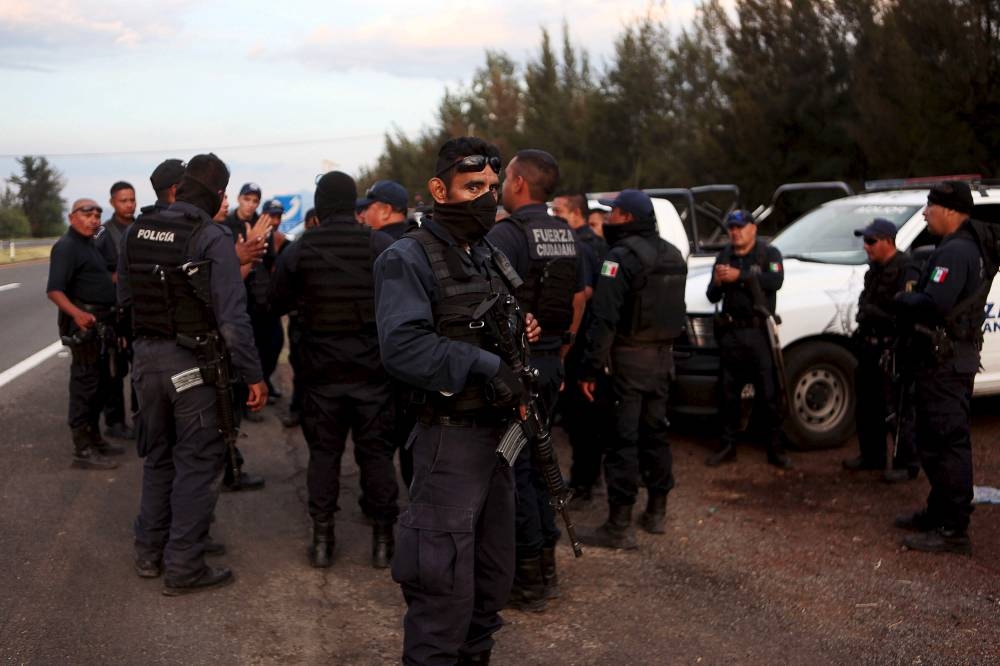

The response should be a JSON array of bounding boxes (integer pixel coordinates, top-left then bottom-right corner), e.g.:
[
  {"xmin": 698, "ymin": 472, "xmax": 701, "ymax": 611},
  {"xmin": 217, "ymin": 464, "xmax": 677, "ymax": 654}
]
[
  {"xmin": 842, "ymin": 218, "xmax": 918, "ymax": 482},
  {"xmin": 47, "ymin": 198, "xmax": 125, "ymax": 469},
  {"xmin": 894, "ymin": 181, "xmax": 993, "ymax": 555},
  {"xmin": 281, "ymin": 207, "xmax": 320, "ymax": 429},
  {"xmin": 118, "ymin": 154, "xmax": 267, "ymax": 594},
  {"xmin": 374, "ymin": 136, "xmax": 539, "ymax": 665},
  {"xmin": 95, "ymin": 180, "xmax": 138, "ymax": 440},
  {"xmin": 487, "ymin": 149, "xmax": 585, "ymax": 609},
  {"xmin": 577, "ymin": 189, "xmax": 687, "ymax": 549},
  {"xmin": 272, "ymin": 171, "xmax": 399, "ymax": 570},
  {"xmin": 705, "ymin": 210, "xmax": 792, "ymax": 470},
  {"xmin": 140, "ymin": 158, "xmax": 186, "ymax": 217}
]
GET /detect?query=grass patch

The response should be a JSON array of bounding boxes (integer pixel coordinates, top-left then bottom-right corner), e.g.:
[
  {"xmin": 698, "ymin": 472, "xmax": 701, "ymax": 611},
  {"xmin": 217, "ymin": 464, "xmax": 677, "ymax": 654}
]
[{"xmin": 0, "ymin": 245, "xmax": 52, "ymax": 265}]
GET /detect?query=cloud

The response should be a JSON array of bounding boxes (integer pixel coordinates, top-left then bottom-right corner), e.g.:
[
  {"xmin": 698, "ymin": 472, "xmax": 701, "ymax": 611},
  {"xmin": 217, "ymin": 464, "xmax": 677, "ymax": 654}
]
[{"xmin": 0, "ymin": 60, "xmax": 54, "ymax": 73}]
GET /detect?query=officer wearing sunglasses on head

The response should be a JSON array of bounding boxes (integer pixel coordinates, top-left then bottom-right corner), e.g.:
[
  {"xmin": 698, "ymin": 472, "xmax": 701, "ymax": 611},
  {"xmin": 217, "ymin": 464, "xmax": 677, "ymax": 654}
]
[
  {"xmin": 842, "ymin": 218, "xmax": 918, "ymax": 483},
  {"xmin": 374, "ymin": 136, "xmax": 540, "ymax": 665},
  {"xmin": 705, "ymin": 209, "xmax": 793, "ymax": 469}
]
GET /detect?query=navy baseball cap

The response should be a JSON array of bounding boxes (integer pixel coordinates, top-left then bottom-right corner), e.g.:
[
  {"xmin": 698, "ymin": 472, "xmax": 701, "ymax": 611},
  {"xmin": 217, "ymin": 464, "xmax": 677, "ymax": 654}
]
[
  {"xmin": 149, "ymin": 159, "xmax": 186, "ymax": 191},
  {"xmin": 598, "ymin": 189, "xmax": 653, "ymax": 219},
  {"xmin": 853, "ymin": 217, "xmax": 897, "ymax": 239},
  {"xmin": 239, "ymin": 182, "xmax": 262, "ymax": 198},
  {"xmin": 726, "ymin": 209, "xmax": 755, "ymax": 228},
  {"xmin": 357, "ymin": 180, "xmax": 409, "ymax": 212},
  {"xmin": 262, "ymin": 199, "xmax": 285, "ymax": 216}
]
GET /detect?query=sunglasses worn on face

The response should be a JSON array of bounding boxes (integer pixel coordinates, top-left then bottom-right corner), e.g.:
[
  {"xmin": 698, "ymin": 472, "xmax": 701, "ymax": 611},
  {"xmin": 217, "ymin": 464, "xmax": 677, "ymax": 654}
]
[
  {"xmin": 72, "ymin": 205, "xmax": 103, "ymax": 216},
  {"xmin": 434, "ymin": 155, "xmax": 502, "ymax": 179},
  {"xmin": 863, "ymin": 237, "xmax": 883, "ymax": 245}
]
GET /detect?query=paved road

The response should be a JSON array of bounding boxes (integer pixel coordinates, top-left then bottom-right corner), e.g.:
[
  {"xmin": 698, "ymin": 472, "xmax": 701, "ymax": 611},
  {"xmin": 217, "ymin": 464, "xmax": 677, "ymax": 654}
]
[{"xmin": 0, "ymin": 260, "xmax": 59, "ymax": 375}]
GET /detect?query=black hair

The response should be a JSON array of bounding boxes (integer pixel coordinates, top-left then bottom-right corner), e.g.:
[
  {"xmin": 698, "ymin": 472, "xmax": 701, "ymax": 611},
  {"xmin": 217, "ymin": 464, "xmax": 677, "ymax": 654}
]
[
  {"xmin": 555, "ymin": 192, "xmax": 588, "ymax": 217},
  {"xmin": 435, "ymin": 136, "xmax": 501, "ymax": 189},
  {"xmin": 512, "ymin": 149, "xmax": 560, "ymax": 201},
  {"xmin": 110, "ymin": 181, "xmax": 134, "ymax": 196}
]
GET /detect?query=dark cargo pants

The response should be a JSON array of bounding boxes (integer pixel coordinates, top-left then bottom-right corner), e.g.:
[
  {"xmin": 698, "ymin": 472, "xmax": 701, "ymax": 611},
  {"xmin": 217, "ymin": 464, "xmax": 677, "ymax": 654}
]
[{"xmin": 393, "ymin": 422, "xmax": 515, "ymax": 665}]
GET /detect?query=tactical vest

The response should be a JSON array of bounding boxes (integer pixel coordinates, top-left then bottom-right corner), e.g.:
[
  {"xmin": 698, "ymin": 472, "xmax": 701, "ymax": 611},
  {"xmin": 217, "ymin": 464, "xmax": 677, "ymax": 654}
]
[
  {"xmin": 126, "ymin": 210, "xmax": 215, "ymax": 338},
  {"xmin": 616, "ymin": 235, "xmax": 687, "ymax": 344},
  {"xmin": 296, "ymin": 223, "xmax": 376, "ymax": 334},
  {"xmin": 577, "ymin": 226, "xmax": 609, "ymax": 265},
  {"xmin": 408, "ymin": 226, "xmax": 509, "ymax": 414},
  {"xmin": 509, "ymin": 213, "xmax": 578, "ymax": 336},
  {"xmin": 856, "ymin": 251, "xmax": 908, "ymax": 339},
  {"xmin": 941, "ymin": 219, "xmax": 1000, "ymax": 347}
]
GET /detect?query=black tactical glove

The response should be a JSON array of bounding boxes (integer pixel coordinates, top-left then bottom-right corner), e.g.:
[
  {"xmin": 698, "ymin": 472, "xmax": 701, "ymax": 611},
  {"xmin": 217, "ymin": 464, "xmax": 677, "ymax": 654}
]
[{"xmin": 486, "ymin": 362, "xmax": 525, "ymax": 409}]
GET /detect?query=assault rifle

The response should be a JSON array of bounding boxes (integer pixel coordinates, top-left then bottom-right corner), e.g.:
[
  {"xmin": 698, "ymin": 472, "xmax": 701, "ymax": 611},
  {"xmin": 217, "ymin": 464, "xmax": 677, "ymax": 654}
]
[
  {"xmin": 478, "ymin": 293, "xmax": 583, "ymax": 558},
  {"xmin": 175, "ymin": 332, "xmax": 240, "ymax": 485}
]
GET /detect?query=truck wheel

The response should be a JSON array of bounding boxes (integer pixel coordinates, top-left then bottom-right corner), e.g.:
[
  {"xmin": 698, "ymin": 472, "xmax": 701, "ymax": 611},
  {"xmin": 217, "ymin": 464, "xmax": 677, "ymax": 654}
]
[{"xmin": 782, "ymin": 342, "xmax": 856, "ymax": 450}]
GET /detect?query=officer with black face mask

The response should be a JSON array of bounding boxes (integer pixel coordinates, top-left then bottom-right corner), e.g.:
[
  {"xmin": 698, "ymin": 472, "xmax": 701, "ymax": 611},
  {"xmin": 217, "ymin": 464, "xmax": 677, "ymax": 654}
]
[
  {"xmin": 118, "ymin": 153, "xmax": 267, "ymax": 595},
  {"xmin": 271, "ymin": 171, "xmax": 399, "ymax": 570},
  {"xmin": 374, "ymin": 136, "xmax": 540, "ymax": 666}
]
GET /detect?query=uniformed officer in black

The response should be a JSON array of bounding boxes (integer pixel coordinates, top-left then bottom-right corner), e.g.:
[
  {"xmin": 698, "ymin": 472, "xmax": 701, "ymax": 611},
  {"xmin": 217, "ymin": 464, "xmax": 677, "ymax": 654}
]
[
  {"xmin": 706, "ymin": 210, "xmax": 792, "ymax": 469},
  {"xmin": 842, "ymin": 218, "xmax": 918, "ymax": 482},
  {"xmin": 551, "ymin": 192, "xmax": 610, "ymax": 505},
  {"xmin": 47, "ymin": 198, "xmax": 125, "ymax": 469},
  {"xmin": 281, "ymin": 207, "xmax": 320, "ymax": 429},
  {"xmin": 487, "ymin": 149, "xmax": 585, "ymax": 610},
  {"xmin": 271, "ymin": 171, "xmax": 399, "ymax": 570},
  {"xmin": 894, "ymin": 181, "xmax": 991, "ymax": 555},
  {"xmin": 577, "ymin": 189, "xmax": 686, "ymax": 550},
  {"xmin": 94, "ymin": 180, "xmax": 138, "ymax": 440},
  {"xmin": 139, "ymin": 158, "xmax": 186, "ymax": 217},
  {"xmin": 375, "ymin": 136, "xmax": 540, "ymax": 665},
  {"xmin": 357, "ymin": 180, "xmax": 418, "ymax": 488},
  {"xmin": 118, "ymin": 153, "xmax": 268, "ymax": 594}
]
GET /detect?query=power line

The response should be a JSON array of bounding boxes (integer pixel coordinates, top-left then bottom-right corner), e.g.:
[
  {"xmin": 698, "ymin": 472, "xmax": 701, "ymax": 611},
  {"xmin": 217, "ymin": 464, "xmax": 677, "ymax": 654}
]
[{"xmin": 0, "ymin": 132, "xmax": 387, "ymax": 159}]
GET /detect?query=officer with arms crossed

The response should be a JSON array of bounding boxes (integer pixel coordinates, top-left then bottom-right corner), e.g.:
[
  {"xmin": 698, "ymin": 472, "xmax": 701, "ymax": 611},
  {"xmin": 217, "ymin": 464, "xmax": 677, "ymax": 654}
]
[
  {"xmin": 47, "ymin": 198, "xmax": 126, "ymax": 469},
  {"xmin": 705, "ymin": 210, "xmax": 792, "ymax": 469},
  {"xmin": 272, "ymin": 171, "xmax": 399, "ymax": 569},
  {"xmin": 894, "ymin": 181, "xmax": 996, "ymax": 555},
  {"xmin": 487, "ymin": 149, "xmax": 585, "ymax": 609},
  {"xmin": 843, "ymin": 218, "xmax": 918, "ymax": 482},
  {"xmin": 374, "ymin": 136, "xmax": 539, "ymax": 665},
  {"xmin": 118, "ymin": 154, "xmax": 267, "ymax": 594},
  {"xmin": 578, "ymin": 189, "xmax": 687, "ymax": 549}
]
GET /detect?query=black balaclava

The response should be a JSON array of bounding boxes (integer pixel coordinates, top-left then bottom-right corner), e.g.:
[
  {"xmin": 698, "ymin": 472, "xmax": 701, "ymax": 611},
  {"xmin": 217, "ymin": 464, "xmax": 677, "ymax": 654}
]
[
  {"xmin": 432, "ymin": 191, "xmax": 498, "ymax": 244},
  {"xmin": 314, "ymin": 171, "xmax": 357, "ymax": 220},
  {"xmin": 175, "ymin": 153, "xmax": 230, "ymax": 217}
]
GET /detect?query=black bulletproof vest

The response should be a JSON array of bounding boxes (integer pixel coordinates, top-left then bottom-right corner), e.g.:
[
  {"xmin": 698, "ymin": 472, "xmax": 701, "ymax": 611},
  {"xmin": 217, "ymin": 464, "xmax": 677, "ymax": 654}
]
[
  {"xmin": 126, "ymin": 210, "xmax": 215, "ymax": 338},
  {"xmin": 940, "ymin": 219, "xmax": 998, "ymax": 346},
  {"xmin": 296, "ymin": 222, "xmax": 376, "ymax": 334},
  {"xmin": 616, "ymin": 235, "xmax": 687, "ymax": 344},
  {"xmin": 857, "ymin": 251, "xmax": 908, "ymax": 338},
  {"xmin": 510, "ymin": 213, "xmax": 578, "ymax": 336},
  {"xmin": 409, "ymin": 226, "xmax": 508, "ymax": 413}
]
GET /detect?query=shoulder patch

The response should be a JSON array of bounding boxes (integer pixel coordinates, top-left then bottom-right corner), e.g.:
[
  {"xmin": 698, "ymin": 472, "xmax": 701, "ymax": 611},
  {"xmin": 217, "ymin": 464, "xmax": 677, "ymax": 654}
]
[
  {"xmin": 769, "ymin": 261, "xmax": 781, "ymax": 273},
  {"xmin": 600, "ymin": 260, "xmax": 620, "ymax": 278},
  {"xmin": 930, "ymin": 266, "xmax": 949, "ymax": 283}
]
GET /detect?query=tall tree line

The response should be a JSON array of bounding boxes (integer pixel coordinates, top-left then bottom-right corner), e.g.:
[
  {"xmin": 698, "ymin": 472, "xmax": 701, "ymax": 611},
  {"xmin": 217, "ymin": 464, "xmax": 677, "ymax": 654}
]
[{"xmin": 360, "ymin": 0, "xmax": 1000, "ymax": 209}]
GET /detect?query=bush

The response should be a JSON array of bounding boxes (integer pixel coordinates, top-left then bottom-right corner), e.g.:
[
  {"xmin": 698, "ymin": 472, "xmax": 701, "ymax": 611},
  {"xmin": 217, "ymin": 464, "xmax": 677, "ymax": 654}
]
[{"xmin": 0, "ymin": 206, "xmax": 30, "ymax": 239}]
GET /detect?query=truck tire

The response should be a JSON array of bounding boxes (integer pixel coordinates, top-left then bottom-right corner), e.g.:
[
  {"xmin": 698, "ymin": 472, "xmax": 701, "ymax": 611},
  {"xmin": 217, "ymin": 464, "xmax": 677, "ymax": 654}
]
[{"xmin": 782, "ymin": 342, "xmax": 856, "ymax": 450}]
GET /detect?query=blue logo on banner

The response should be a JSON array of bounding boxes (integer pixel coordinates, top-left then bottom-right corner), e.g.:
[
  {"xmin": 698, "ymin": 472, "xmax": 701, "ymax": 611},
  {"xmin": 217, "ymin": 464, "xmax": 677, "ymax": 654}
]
[{"xmin": 274, "ymin": 194, "xmax": 303, "ymax": 230}]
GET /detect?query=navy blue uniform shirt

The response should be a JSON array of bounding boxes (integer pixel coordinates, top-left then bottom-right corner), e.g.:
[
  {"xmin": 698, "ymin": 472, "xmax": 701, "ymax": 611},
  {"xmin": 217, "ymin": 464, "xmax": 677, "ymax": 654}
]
[
  {"xmin": 706, "ymin": 240, "xmax": 784, "ymax": 317},
  {"xmin": 47, "ymin": 227, "xmax": 116, "ymax": 306}
]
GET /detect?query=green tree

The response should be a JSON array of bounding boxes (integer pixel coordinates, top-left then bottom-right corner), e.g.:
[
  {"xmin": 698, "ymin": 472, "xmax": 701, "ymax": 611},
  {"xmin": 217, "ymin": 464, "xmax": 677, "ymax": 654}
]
[{"xmin": 8, "ymin": 156, "xmax": 65, "ymax": 237}]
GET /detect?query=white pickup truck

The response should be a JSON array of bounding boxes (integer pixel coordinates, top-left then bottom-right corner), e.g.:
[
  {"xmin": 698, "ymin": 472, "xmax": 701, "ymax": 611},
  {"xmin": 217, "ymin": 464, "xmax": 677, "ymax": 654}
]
[{"xmin": 665, "ymin": 184, "xmax": 1000, "ymax": 449}]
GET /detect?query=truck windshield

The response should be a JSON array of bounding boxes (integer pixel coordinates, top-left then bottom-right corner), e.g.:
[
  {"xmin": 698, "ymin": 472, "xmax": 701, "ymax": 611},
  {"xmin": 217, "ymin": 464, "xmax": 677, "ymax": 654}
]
[{"xmin": 772, "ymin": 203, "xmax": 920, "ymax": 265}]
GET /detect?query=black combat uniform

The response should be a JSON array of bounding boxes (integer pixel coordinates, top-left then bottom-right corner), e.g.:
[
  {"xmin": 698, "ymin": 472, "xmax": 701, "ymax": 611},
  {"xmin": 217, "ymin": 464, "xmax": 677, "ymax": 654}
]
[
  {"xmin": 706, "ymin": 237, "xmax": 789, "ymax": 467},
  {"xmin": 272, "ymin": 202, "xmax": 399, "ymax": 569},
  {"xmin": 580, "ymin": 203, "xmax": 687, "ymax": 548},
  {"xmin": 375, "ymin": 213, "xmax": 521, "ymax": 665},
  {"xmin": 119, "ymin": 156, "xmax": 263, "ymax": 593},
  {"xmin": 895, "ymin": 192, "xmax": 995, "ymax": 553},
  {"xmin": 850, "ymin": 247, "xmax": 917, "ymax": 478},
  {"xmin": 48, "ymin": 224, "xmax": 123, "ymax": 466}
]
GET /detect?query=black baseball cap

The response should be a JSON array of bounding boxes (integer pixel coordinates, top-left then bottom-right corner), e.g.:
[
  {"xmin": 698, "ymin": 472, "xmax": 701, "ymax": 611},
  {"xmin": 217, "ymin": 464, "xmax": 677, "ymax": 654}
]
[
  {"xmin": 262, "ymin": 199, "xmax": 285, "ymax": 216},
  {"xmin": 150, "ymin": 159, "xmax": 185, "ymax": 191},
  {"xmin": 597, "ymin": 189, "xmax": 653, "ymax": 219},
  {"xmin": 853, "ymin": 217, "xmax": 897, "ymax": 239}
]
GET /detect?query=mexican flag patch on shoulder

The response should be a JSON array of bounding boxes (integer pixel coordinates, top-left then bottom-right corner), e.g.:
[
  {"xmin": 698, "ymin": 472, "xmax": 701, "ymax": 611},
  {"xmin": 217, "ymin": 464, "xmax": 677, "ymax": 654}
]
[
  {"xmin": 930, "ymin": 266, "xmax": 949, "ymax": 283},
  {"xmin": 601, "ymin": 260, "xmax": 620, "ymax": 277},
  {"xmin": 769, "ymin": 262, "xmax": 781, "ymax": 272}
]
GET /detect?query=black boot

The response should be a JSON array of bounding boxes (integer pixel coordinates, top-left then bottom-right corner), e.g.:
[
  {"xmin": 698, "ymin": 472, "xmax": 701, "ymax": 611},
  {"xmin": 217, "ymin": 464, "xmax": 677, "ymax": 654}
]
[
  {"xmin": 458, "ymin": 649, "xmax": 491, "ymax": 665},
  {"xmin": 372, "ymin": 523, "xmax": 395, "ymax": 569},
  {"xmin": 638, "ymin": 493, "xmax": 667, "ymax": 534},
  {"xmin": 706, "ymin": 442, "xmax": 736, "ymax": 467},
  {"xmin": 579, "ymin": 504, "xmax": 638, "ymax": 550},
  {"xmin": 308, "ymin": 516, "xmax": 334, "ymax": 568},
  {"xmin": 71, "ymin": 426, "xmax": 118, "ymax": 470},
  {"xmin": 506, "ymin": 555, "xmax": 547, "ymax": 612},
  {"xmin": 89, "ymin": 423, "xmax": 125, "ymax": 455},
  {"xmin": 541, "ymin": 546, "xmax": 560, "ymax": 599}
]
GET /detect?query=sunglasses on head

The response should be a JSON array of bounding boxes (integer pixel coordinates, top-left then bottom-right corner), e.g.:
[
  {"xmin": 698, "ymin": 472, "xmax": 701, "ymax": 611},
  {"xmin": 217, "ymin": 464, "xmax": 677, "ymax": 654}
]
[
  {"xmin": 71, "ymin": 205, "xmax": 103, "ymax": 216},
  {"xmin": 434, "ymin": 154, "xmax": 502, "ymax": 179}
]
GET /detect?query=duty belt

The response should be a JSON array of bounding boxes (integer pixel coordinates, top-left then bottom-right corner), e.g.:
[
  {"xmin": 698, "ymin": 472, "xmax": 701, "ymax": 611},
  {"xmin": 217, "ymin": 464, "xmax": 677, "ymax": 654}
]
[{"xmin": 420, "ymin": 413, "xmax": 507, "ymax": 428}]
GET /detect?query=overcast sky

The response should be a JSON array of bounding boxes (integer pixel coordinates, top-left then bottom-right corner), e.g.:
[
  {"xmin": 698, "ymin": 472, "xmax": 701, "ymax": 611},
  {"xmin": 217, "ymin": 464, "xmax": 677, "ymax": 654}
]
[{"xmin": 1, "ymin": 0, "xmax": 706, "ymax": 218}]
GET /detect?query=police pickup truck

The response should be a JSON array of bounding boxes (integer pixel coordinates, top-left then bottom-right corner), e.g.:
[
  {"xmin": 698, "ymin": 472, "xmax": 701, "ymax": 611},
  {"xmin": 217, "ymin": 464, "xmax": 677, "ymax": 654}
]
[{"xmin": 670, "ymin": 183, "xmax": 1000, "ymax": 449}]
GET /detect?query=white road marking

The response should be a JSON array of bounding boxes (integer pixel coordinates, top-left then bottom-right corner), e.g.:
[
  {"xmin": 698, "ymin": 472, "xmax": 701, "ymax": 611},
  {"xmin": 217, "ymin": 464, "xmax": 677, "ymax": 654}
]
[
  {"xmin": 0, "ymin": 282, "xmax": 22, "ymax": 293},
  {"xmin": 0, "ymin": 340, "xmax": 64, "ymax": 389}
]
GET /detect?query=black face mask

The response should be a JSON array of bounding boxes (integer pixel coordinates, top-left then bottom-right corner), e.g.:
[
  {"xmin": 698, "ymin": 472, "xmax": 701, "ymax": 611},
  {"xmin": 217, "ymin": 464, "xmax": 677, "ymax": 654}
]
[
  {"xmin": 432, "ymin": 191, "xmax": 497, "ymax": 243},
  {"xmin": 603, "ymin": 222, "xmax": 628, "ymax": 246}
]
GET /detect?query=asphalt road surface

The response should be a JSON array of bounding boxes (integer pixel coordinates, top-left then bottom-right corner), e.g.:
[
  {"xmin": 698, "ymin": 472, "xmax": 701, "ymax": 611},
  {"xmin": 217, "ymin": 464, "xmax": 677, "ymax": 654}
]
[
  {"xmin": 0, "ymin": 260, "xmax": 59, "ymax": 376},
  {"xmin": 2, "ymin": 289, "xmax": 999, "ymax": 664}
]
